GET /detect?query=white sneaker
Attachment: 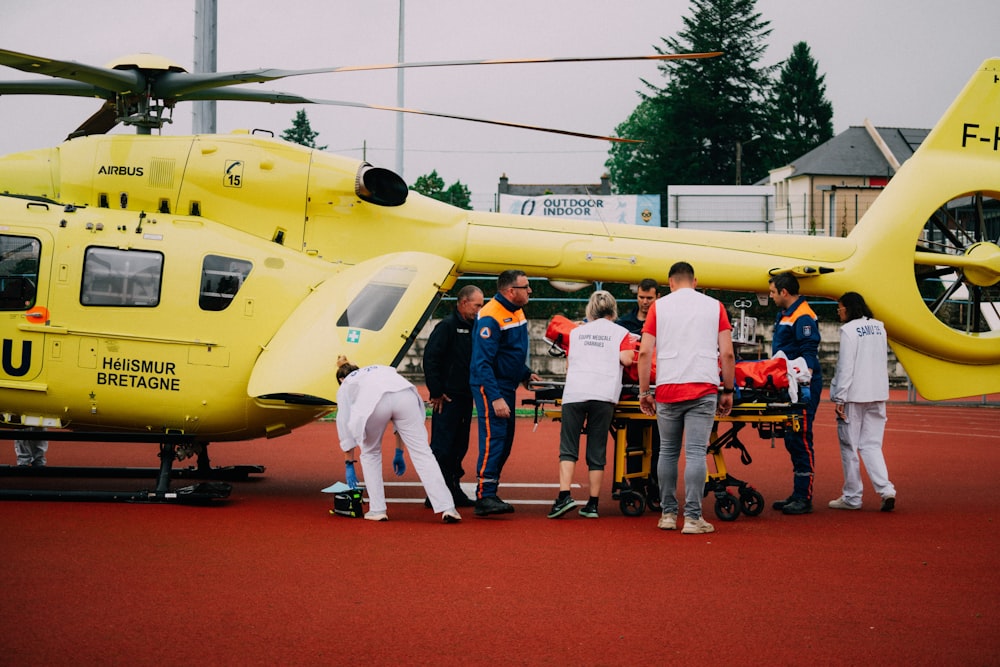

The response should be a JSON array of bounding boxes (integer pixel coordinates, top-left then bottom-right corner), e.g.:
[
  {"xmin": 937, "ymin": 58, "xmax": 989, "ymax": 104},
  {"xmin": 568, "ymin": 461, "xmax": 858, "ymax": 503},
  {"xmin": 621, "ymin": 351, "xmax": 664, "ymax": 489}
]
[
  {"xmin": 681, "ymin": 516, "xmax": 715, "ymax": 534},
  {"xmin": 657, "ymin": 512, "xmax": 677, "ymax": 530},
  {"xmin": 442, "ymin": 509, "xmax": 462, "ymax": 523},
  {"xmin": 828, "ymin": 497, "xmax": 861, "ymax": 510},
  {"xmin": 364, "ymin": 511, "xmax": 388, "ymax": 521}
]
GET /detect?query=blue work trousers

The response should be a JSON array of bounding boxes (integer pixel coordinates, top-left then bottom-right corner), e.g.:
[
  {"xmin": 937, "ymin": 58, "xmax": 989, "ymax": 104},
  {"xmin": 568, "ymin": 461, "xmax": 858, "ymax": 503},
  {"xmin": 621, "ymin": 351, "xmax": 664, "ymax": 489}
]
[
  {"xmin": 473, "ymin": 386, "xmax": 517, "ymax": 499},
  {"xmin": 783, "ymin": 373, "xmax": 821, "ymax": 500}
]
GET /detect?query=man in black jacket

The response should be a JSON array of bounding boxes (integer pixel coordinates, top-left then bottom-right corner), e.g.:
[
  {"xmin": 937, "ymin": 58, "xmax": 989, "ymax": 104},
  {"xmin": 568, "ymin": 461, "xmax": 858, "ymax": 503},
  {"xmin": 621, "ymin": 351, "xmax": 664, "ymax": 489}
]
[
  {"xmin": 616, "ymin": 278, "xmax": 661, "ymax": 507},
  {"xmin": 616, "ymin": 278, "xmax": 659, "ymax": 336},
  {"xmin": 423, "ymin": 285, "xmax": 485, "ymax": 507}
]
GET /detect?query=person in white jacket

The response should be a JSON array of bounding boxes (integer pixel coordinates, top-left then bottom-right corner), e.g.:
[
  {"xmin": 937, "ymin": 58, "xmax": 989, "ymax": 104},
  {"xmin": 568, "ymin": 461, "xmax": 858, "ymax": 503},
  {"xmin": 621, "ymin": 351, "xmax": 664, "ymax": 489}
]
[
  {"xmin": 335, "ymin": 356, "xmax": 461, "ymax": 523},
  {"xmin": 828, "ymin": 292, "xmax": 897, "ymax": 512}
]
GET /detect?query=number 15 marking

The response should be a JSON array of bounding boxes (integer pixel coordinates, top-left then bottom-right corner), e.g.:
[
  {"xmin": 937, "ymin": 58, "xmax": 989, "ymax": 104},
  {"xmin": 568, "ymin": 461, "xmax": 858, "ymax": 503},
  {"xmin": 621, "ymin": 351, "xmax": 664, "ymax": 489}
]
[{"xmin": 225, "ymin": 160, "xmax": 244, "ymax": 188}]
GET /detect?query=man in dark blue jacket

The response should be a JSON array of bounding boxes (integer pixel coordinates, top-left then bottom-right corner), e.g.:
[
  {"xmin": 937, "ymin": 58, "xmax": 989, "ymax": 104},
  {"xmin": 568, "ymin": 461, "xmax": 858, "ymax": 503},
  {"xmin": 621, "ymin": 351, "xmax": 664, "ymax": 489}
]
[
  {"xmin": 768, "ymin": 273, "xmax": 823, "ymax": 515},
  {"xmin": 470, "ymin": 270, "xmax": 539, "ymax": 516},
  {"xmin": 423, "ymin": 285, "xmax": 484, "ymax": 508}
]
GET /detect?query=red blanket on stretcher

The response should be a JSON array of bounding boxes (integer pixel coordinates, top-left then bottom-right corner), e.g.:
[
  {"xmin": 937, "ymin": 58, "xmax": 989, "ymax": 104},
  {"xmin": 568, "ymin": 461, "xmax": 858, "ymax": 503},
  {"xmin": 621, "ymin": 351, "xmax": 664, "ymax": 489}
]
[{"xmin": 735, "ymin": 357, "xmax": 790, "ymax": 390}]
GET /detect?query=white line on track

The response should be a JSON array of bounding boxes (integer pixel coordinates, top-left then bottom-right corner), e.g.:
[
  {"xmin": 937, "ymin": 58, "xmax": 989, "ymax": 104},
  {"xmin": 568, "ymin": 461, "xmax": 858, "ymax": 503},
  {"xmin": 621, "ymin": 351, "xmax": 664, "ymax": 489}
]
[{"xmin": 365, "ymin": 481, "xmax": 581, "ymax": 505}]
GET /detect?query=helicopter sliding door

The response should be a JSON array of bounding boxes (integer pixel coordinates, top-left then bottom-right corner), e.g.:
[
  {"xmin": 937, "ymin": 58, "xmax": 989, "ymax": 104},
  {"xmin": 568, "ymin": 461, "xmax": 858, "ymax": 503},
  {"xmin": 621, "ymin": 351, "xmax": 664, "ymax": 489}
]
[{"xmin": 248, "ymin": 251, "xmax": 458, "ymax": 405}]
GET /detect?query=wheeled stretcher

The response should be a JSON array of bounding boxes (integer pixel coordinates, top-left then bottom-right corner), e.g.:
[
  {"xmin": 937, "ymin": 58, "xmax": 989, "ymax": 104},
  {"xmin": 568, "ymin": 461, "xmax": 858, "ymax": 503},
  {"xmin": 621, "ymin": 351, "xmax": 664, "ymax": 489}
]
[
  {"xmin": 534, "ymin": 314, "xmax": 808, "ymax": 519},
  {"xmin": 527, "ymin": 384, "xmax": 803, "ymax": 520},
  {"xmin": 703, "ymin": 400, "xmax": 802, "ymax": 521}
]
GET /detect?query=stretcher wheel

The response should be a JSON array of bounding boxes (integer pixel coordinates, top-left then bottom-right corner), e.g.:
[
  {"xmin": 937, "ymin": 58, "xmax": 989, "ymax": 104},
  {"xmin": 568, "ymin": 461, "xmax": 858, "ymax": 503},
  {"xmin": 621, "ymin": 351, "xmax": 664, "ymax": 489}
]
[
  {"xmin": 619, "ymin": 490, "xmax": 646, "ymax": 517},
  {"xmin": 646, "ymin": 482, "xmax": 661, "ymax": 511},
  {"xmin": 740, "ymin": 489, "xmax": 765, "ymax": 517},
  {"xmin": 714, "ymin": 493, "xmax": 741, "ymax": 521}
]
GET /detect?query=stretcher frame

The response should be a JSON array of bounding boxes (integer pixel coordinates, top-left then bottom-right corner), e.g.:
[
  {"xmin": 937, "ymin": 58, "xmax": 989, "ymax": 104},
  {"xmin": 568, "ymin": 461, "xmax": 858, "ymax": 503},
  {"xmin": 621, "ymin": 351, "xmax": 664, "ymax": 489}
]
[{"xmin": 531, "ymin": 389, "xmax": 802, "ymax": 519}]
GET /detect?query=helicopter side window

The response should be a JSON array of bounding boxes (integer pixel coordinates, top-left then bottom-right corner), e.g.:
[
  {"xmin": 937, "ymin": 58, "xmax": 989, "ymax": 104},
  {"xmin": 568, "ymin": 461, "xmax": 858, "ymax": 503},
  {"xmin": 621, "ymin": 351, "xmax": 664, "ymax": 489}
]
[
  {"xmin": 336, "ymin": 283, "xmax": 409, "ymax": 331},
  {"xmin": 200, "ymin": 255, "xmax": 252, "ymax": 311},
  {"xmin": 336, "ymin": 265, "xmax": 417, "ymax": 331},
  {"xmin": 81, "ymin": 247, "xmax": 163, "ymax": 307},
  {"xmin": 0, "ymin": 235, "xmax": 41, "ymax": 311}
]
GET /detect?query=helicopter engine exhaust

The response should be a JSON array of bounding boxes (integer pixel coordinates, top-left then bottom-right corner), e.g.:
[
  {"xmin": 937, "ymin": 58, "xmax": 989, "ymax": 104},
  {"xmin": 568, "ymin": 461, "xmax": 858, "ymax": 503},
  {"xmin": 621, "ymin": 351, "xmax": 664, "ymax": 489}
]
[{"xmin": 355, "ymin": 162, "xmax": 408, "ymax": 207}]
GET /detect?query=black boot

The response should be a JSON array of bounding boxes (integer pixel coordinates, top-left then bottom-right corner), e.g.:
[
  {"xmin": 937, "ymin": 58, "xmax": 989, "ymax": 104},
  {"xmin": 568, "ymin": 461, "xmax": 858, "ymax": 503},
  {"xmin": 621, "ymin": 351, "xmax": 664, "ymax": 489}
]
[{"xmin": 451, "ymin": 477, "xmax": 475, "ymax": 507}]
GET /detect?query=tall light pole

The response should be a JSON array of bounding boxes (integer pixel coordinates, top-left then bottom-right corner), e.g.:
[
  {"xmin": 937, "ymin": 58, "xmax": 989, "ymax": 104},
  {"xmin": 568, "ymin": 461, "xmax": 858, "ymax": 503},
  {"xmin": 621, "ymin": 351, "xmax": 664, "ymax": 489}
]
[
  {"xmin": 735, "ymin": 134, "xmax": 760, "ymax": 185},
  {"xmin": 192, "ymin": 0, "xmax": 218, "ymax": 134},
  {"xmin": 395, "ymin": 0, "xmax": 405, "ymax": 178}
]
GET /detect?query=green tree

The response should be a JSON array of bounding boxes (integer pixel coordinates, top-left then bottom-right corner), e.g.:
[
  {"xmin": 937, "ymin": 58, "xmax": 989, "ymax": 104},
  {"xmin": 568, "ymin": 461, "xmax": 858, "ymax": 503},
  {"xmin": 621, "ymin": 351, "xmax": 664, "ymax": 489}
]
[
  {"xmin": 442, "ymin": 181, "xmax": 472, "ymax": 209},
  {"xmin": 766, "ymin": 41, "xmax": 834, "ymax": 168},
  {"xmin": 604, "ymin": 96, "xmax": 669, "ymax": 196},
  {"xmin": 281, "ymin": 109, "xmax": 327, "ymax": 150},
  {"xmin": 411, "ymin": 170, "xmax": 472, "ymax": 209},
  {"xmin": 606, "ymin": 0, "xmax": 775, "ymax": 192}
]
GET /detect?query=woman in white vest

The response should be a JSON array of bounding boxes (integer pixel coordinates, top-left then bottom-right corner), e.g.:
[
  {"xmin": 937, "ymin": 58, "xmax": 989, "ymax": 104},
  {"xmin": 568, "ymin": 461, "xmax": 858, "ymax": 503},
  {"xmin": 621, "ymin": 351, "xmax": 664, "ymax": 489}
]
[
  {"xmin": 828, "ymin": 292, "xmax": 897, "ymax": 512},
  {"xmin": 335, "ymin": 356, "xmax": 461, "ymax": 523},
  {"xmin": 547, "ymin": 291, "xmax": 632, "ymax": 519}
]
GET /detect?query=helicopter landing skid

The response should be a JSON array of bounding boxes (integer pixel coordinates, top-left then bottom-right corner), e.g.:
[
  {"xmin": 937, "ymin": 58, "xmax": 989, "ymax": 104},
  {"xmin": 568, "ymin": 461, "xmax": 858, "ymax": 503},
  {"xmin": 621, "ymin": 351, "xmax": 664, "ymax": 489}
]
[
  {"xmin": 0, "ymin": 481, "xmax": 232, "ymax": 504},
  {"xmin": 0, "ymin": 431, "xmax": 255, "ymax": 504},
  {"xmin": 0, "ymin": 464, "xmax": 265, "ymax": 481}
]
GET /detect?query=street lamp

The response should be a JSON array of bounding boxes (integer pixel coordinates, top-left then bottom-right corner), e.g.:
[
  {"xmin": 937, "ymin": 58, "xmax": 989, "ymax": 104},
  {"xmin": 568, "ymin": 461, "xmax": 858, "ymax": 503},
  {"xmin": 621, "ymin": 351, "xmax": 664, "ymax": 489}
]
[{"xmin": 735, "ymin": 135, "xmax": 761, "ymax": 185}]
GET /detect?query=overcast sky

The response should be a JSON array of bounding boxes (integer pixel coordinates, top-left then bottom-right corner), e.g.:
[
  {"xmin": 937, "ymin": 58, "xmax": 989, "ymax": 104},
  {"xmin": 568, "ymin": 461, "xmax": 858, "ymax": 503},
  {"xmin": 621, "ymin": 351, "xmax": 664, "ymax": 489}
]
[{"xmin": 2, "ymin": 0, "xmax": 997, "ymax": 209}]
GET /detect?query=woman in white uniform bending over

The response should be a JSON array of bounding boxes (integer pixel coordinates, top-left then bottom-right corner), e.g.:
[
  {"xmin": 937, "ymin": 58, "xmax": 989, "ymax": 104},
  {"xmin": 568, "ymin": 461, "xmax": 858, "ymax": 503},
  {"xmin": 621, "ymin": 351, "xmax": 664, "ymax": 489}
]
[
  {"xmin": 335, "ymin": 356, "xmax": 461, "ymax": 523},
  {"xmin": 828, "ymin": 292, "xmax": 897, "ymax": 512}
]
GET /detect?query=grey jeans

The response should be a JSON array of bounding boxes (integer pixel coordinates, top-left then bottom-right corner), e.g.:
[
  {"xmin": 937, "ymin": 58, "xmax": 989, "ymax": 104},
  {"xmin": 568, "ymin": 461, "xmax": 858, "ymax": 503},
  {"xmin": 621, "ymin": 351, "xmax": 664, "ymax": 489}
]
[{"xmin": 655, "ymin": 394, "xmax": 717, "ymax": 519}]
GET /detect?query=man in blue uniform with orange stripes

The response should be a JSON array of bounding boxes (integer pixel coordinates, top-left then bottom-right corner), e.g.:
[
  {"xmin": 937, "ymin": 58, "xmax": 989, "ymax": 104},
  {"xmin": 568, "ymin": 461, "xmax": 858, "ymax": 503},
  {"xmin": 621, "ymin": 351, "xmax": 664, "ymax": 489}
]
[
  {"xmin": 768, "ymin": 273, "xmax": 823, "ymax": 515},
  {"xmin": 470, "ymin": 269, "xmax": 540, "ymax": 517}
]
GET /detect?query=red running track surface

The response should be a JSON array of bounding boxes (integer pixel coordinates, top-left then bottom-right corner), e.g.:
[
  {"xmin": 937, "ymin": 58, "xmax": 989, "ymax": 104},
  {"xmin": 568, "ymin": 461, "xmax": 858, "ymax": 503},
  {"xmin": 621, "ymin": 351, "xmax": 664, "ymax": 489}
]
[{"xmin": 1, "ymin": 395, "xmax": 998, "ymax": 665}]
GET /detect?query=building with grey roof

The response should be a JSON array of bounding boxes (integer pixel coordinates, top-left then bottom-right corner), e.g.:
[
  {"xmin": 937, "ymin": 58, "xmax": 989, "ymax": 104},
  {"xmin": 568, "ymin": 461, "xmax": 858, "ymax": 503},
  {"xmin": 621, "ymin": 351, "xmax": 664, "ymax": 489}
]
[{"xmin": 769, "ymin": 123, "xmax": 929, "ymax": 236}]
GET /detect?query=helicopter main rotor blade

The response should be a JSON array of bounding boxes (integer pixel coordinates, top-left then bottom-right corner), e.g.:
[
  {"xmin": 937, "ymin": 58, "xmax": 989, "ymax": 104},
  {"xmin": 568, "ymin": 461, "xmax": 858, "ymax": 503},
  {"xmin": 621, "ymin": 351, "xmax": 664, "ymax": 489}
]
[
  {"xmin": 148, "ymin": 52, "xmax": 723, "ymax": 97},
  {"xmin": 0, "ymin": 79, "xmax": 112, "ymax": 97},
  {"xmin": 182, "ymin": 87, "xmax": 641, "ymax": 143},
  {"xmin": 302, "ymin": 51, "xmax": 723, "ymax": 73},
  {"xmin": 1, "ymin": 46, "xmax": 717, "ymax": 138},
  {"xmin": 0, "ymin": 48, "xmax": 143, "ymax": 94}
]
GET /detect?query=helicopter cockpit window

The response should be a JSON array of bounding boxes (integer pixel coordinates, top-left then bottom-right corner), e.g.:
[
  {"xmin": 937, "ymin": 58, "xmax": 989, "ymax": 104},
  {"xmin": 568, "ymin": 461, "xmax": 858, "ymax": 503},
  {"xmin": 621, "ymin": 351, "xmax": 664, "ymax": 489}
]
[
  {"xmin": 0, "ymin": 235, "xmax": 41, "ymax": 311},
  {"xmin": 200, "ymin": 255, "xmax": 252, "ymax": 311},
  {"xmin": 81, "ymin": 247, "xmax": 163, "ymax": 307},
  {"xmin": 336, "ymin": 266, "xmax": 417, "ymax": 331}
]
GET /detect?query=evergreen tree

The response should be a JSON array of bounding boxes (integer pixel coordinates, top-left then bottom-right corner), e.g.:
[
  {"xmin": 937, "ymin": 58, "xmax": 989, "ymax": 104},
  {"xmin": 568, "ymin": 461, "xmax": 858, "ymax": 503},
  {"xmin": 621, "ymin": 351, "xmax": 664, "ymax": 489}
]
[
  {"xmin": 280, "ymin": 109, "xmax": 327, "ymax": 150},
  {"xmin": 411, "ymin": 170, "xmax": 472, "ymax": 210},
  {"xmin": 442, "ymin": 181, "xmax": 472, "ymax": 210},
  {"xmin": 767, "ymin": 41, "xmax": 834, "ymax": 168},
  {"xmin": 606, "ymin": 0, "xmax": 775, "ymax": 191},
  {"xmin": 604, "ymin": 96, "xmax": 669, "ymax": 196},
  {"xmin": 412, "ymin": 170, "xmax": 444, "ymax": 198}
]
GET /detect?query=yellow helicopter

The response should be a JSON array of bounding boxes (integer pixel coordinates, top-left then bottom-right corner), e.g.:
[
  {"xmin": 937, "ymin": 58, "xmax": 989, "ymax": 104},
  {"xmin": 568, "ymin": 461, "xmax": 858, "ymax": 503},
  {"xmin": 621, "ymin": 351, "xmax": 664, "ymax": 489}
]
[{"xmin": 0, "ymin": 48, "xmax": 997, "ymax": 499}]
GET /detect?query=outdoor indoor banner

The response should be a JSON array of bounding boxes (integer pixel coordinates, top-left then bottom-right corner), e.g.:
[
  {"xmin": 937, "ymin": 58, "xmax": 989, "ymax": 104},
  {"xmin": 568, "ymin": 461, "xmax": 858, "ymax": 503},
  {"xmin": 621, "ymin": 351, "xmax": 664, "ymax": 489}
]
[{"xmin": 499, "ymin": 194, "xmax": 661, "ymax": 226}]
